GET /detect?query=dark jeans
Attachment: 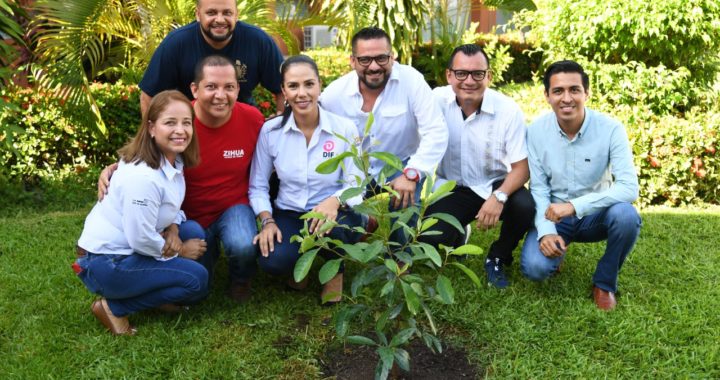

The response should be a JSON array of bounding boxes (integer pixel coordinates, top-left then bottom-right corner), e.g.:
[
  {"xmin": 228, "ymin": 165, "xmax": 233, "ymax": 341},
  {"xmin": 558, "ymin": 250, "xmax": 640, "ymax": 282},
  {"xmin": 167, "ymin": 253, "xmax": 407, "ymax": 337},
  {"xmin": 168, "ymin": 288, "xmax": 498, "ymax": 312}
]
[
  {"xmin": 520, "ymin": 202, "xmax": 642, "ymax": 292},
  {"xmin": 77, "ymin": 253, "xmax": 208, "ymax": 317},
  {"xmin": 258, "ymin": 208, "xmax": 364, "ymax": 276},
  {"xmin": 178, "ymin": 204, "xmax": 258, "ymax": 285},
  {"xmin": 419, "ymin": 183, "xmax": 535, "ymax": 265}
]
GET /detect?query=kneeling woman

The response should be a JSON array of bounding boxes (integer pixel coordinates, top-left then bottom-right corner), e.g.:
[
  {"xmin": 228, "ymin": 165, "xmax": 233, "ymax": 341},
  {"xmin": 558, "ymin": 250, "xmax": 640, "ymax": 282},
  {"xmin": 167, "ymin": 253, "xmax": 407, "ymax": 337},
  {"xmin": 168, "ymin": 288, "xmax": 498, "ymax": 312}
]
[
  {"xmin": 75, "ymin": 90, "xmax": 208, "ymax": 335},
  {"xmin": 249, "ymin": 55, "xmax": 366, "ymax": 304}
]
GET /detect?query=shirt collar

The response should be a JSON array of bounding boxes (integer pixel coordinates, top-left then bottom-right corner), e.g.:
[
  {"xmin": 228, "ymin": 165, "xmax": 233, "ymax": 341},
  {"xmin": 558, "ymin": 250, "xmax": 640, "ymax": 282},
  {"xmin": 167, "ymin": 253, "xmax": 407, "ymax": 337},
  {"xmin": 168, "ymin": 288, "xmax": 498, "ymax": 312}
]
[
  {"xmin": 449, "ymin": 87, "xmax": 497, "ymax": 118},
  {"xmin": 554, "ymin": 107, "xmax": 590, "ymax": 140},
  {"xmin": 281, "ymin": 106, "xmax": 332, "ymax": 135},
  {"xmin": 160, "ymin": 155, "xmax": 183, "ymax": 180}
]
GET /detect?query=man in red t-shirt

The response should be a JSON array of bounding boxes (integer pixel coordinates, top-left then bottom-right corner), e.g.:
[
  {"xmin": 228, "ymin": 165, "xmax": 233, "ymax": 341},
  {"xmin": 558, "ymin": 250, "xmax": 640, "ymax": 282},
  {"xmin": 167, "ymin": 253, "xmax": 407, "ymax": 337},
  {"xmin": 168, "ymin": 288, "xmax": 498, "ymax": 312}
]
[{"xmin": 99, "ymin": 55, "xmax": 264, "ymax": 302}]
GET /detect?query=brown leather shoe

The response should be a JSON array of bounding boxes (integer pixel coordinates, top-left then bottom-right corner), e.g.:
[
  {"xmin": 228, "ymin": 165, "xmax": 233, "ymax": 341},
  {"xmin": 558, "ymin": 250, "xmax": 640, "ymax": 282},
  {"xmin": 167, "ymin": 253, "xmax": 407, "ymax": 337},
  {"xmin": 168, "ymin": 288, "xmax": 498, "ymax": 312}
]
[
  {"xmin": 227, "ymin": 281, "xmax": 252, "ymax": 303},
  {"xmin": 592, "ymin": 286, "xmax": 617, "ymax": 311},
  {"xmin": 91, "ymin": 298, "xmax": 136, "ymax": 336},
  {"xmin": 359, "ymin": 216, "xmax": 378, "ymax": 242},
  {"xmin": 321, "ymin": 273, "xmax": 343, "ymax": 305}
]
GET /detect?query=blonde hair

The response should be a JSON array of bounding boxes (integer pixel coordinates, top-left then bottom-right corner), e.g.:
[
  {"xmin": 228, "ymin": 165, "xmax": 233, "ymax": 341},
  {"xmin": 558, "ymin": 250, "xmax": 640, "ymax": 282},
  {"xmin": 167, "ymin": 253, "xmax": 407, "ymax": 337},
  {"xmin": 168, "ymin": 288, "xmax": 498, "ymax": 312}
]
[{"xmin": 118, "ymin": 90, "xmax": 200, "ymax": 169}]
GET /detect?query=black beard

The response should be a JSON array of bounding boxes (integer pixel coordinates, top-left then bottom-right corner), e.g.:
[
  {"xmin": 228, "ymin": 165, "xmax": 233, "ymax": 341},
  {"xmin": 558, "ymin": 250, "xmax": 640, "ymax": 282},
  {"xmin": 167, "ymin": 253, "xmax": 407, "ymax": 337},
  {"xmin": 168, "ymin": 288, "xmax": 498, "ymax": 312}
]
[
  {"xmin": 200, "ymin": 24, "xmax": 233, "ymax": 43},
  {"xmin": 359, "ymin": 69, "xmax": 389, "ymax": 90}
]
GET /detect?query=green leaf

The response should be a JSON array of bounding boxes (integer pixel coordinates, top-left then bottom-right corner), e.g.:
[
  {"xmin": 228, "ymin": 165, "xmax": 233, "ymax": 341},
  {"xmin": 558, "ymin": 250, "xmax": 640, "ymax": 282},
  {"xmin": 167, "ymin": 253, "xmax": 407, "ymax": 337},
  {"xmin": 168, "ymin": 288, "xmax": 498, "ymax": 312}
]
[
  {"xmin": 450, "ymin": 262, "xmax": 482, "ymax": 288},
  {"xmin": 315, "ymin": 151, "xmax": 352, "ymax": 174},
  {"xmin": 347, "ymin": 335, "xmax": 377, "ymax": 346},
  {"xmin": 422, "ymin": 304, "xmax": 438, "ymax": 335},
  {"xmin": 401, "ymin": 281, "xmax": 421, "ymax": 315},
  {"xmin": 351, "ymin": 268, "xmax": 367, "ymax": 297},
  {"xmin": 369, "ymin": 152, "xmax": 404, "ymax": 171},
  {"xmin": 424, "ymin": 180, "xmax": 456, "ymax": 205},
  {"xmin": 340, "ymin": 186, "xmax": 365, "ymax": 202},
  {"xmin": 422, "ymin": 331, "xmax": 443, "ymax": 354},
  {"xmin": 364, "ymin": 112, "xmax": 374, "ymax": 136},
  {"xmin": 293, "ymin": 248, "xmax": 318, "ymax": 282},
  {"xmin": 389, "ymin": 327, "xmax": 416, "ymax": 347},
  {"xmin": 436, "ymin": 275, "xmax": 455, "ymax": 304},
  {"xmin": 384, "ymin": 258, "xmax": 399, "ymax": 274},
  {"xmin": 317, "ymin": 219, "xmax": 335, "ymax": 235},
  {"xmin": 300, "ymin": 236, "xmax": 316, "ymax": 253},
  {"xmin": 423, "ymin": 245, "xmax": 443, "ymax": 267},
  {"xmin": 393, "ymin": 348, "xmax": 411, "ymax": 371},
  {"xmin": 319, "ymin": 259, "xmax": 342, "ymax": 284},
  {"xmin": 451, "ymin": 244, "xmax": 483, "ymax": 256},
  {"xmin": 426, "ymin": 212, "xmax": 464, "ymax": 234},
  {"xmin": 419, "ymin": 217, "xmax": 438, "ymax": 232},
  {"xmin": 376, "ymin": 346, "xmax": 395, "ymax": 378},
  {"xmin": 335, "ymin": 307, "xmax": 350, "ymax": 337},
  {"xmin": 300, "ymin": 211, "xmax": 324, "ymax": 220},
  {"xmin": 380, "ymin": 281, "xmax": 395, "ymax": 297}
]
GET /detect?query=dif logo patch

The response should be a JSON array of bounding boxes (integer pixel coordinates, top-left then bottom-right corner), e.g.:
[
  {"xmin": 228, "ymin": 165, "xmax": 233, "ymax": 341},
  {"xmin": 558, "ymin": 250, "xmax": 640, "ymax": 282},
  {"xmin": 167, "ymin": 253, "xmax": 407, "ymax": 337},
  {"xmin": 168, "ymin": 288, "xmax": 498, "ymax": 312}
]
[{"xmin": 322, "ymin": 140, "xmax": 335, "ymax": 158}]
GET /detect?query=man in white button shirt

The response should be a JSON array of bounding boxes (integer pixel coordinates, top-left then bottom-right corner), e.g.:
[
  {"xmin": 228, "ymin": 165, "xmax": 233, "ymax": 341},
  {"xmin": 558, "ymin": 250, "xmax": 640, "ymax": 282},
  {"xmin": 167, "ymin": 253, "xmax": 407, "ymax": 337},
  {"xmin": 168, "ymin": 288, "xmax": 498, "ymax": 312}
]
[
  {"xmin": 320, "ymin": 27, "xmax": 448, "ymax": 245},
  {"xmin": 420, "ymin": 44, "xmax": 535, "ymax": 289}
]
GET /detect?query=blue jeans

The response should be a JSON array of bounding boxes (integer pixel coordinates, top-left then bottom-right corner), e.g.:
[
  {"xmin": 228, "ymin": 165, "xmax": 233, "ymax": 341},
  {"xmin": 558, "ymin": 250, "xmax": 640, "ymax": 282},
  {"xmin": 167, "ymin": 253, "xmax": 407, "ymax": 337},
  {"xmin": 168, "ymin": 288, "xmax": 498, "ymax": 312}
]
[
  {"xmin": 520, "ymin": 202, "xmax": 642, "ymax": 292},
  {"xmin": 258, "ymin": 208, "xmax": 364, "ymax": 276},
  {"xmin": 179, "ymin": 204, "xmax": 258, "ymax": 285},
  {"xmin": 367, "ymin": 168, "xmax": 425, "ymax": 249},
  {"xmin": 77, "ymin": 253, "xmax": 208, "ymax": 317}
]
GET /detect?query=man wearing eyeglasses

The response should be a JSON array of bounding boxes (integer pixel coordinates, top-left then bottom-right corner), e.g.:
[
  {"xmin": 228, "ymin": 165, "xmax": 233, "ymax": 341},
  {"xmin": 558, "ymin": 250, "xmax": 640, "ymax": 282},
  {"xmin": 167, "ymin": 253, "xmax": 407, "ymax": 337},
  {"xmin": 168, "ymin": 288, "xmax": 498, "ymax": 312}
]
[
  {"xmin": 418, "ymin": 44, "xmax": 535, "ymax": 288},
  {"xmin": 319, "ymin": 27, "xmax": 448, "ymax": 244}
]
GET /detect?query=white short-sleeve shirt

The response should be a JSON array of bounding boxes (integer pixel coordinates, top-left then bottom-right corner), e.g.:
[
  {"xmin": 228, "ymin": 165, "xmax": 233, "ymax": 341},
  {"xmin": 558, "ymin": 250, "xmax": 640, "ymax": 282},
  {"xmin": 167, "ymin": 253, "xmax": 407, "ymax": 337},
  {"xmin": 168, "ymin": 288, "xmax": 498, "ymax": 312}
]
[{"xmin": 433, "ymin": 86, "xmax": 527, "ymax": 199}]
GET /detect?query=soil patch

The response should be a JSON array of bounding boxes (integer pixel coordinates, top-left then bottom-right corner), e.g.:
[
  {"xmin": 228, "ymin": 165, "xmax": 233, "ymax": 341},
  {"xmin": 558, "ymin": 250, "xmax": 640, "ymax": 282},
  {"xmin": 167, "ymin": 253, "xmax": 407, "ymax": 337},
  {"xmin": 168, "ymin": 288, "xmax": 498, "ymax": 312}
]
[{"xmin": 321, "ymin": 339, "xmax": 480, "ymax": 379}]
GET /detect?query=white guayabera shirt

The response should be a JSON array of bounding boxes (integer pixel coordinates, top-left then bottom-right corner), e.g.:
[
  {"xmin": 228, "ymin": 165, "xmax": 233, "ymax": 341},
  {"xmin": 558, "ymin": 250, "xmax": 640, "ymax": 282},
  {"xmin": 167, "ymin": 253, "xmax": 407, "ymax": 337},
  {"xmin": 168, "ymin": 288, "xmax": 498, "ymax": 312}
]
[{"xmin": 433, "ymin": 85, "xmax": 528, "ymax": 200}]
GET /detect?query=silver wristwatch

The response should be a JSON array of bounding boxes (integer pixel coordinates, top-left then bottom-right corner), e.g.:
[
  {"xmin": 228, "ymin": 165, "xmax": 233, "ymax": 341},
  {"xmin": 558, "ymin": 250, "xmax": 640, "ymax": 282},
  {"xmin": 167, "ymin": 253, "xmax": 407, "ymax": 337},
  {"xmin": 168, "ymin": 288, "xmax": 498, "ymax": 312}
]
[{"xmin": 492, "ymin": 190, "xmax": 508, "ymax": 204}]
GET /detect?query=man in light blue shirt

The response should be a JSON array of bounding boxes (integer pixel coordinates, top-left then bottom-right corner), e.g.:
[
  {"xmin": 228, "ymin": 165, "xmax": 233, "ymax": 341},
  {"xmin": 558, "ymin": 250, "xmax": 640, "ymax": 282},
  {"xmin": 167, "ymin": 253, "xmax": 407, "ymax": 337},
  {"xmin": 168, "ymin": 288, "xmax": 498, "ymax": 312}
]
[{"xmin": 521, "ymin": 60, "xmax": 641, "ymax": 310}]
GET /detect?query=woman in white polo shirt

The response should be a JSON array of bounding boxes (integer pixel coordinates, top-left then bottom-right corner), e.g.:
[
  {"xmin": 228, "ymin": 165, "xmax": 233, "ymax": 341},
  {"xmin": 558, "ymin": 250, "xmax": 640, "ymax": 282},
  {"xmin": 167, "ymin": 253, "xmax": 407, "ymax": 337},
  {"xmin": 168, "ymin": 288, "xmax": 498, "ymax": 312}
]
[
  {"xmin": 74, "ymin": 90, "xmax": 208, "ymax": 335},
  {"xmin": 249, "ymin": 55, "xmax": 369, "ymax": 304}
]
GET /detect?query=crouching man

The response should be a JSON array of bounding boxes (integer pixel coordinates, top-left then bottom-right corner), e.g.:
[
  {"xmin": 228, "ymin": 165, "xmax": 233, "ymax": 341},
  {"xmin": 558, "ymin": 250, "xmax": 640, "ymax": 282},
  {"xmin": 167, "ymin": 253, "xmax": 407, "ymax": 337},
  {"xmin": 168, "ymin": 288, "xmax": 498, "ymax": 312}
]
[{"xmin": 521, "ymin": 60, "xmax": 642, "ymax": 310}]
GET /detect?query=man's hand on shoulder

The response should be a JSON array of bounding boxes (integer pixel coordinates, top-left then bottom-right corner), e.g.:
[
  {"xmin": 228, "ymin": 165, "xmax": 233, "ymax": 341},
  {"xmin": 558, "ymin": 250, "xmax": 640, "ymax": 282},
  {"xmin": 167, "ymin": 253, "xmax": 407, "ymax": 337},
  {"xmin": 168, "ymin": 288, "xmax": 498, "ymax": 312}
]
[
  {"xmin": 97, "ymin": 162, "xmax": 119, "ymax": 201},
  {"xmin": 545, "ymin": 202, "xmax": 575, "ymax": 223}
]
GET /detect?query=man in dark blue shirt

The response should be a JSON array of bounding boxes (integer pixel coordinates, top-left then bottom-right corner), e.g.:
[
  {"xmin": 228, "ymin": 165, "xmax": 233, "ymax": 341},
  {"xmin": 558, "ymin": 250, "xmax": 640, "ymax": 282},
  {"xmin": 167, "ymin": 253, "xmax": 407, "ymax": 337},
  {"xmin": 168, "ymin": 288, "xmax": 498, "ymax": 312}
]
[{"xmin": 139, "ymin": 0, "xmax": 284, "ymax": 114}]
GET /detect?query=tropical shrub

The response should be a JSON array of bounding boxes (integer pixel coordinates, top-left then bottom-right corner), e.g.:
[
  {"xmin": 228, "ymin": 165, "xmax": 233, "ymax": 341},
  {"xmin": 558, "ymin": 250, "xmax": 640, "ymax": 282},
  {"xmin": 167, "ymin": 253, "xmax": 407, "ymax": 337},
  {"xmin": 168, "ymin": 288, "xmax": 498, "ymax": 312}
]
[
  {"xmin": 615, "ymin": 104, "xmax": 720, "ymax": 206},
  {"xmin": 0, "ymin": 82, "xmax": 140, "ymax": 182},
  {"xmin": 303, "ymin": 47, "xmax": 352, "ymax": 84},
  {"xmin": 519, "ymin": 0, "xmax": 720, "ymax": 113}
]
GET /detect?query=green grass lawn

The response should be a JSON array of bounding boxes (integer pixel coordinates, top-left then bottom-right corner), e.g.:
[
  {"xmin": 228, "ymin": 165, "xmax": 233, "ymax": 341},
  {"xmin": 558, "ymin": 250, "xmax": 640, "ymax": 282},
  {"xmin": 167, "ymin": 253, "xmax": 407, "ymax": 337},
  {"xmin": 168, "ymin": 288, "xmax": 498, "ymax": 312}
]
[{"xmin": 1, "ymin": 205, "xmax": 718, "ymax": 379}]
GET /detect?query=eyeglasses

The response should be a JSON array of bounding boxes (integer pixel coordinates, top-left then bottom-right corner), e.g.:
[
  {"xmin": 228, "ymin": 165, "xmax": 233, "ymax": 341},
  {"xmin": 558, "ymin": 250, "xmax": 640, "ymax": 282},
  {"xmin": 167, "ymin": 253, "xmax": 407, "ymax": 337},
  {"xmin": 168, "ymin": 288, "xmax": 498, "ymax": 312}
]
[
  {"xmin": 449, "ymin": 69, "xmax": 489, "ymax": 81},
  {"xmin": 354, "ymin": 54, "xmax": 392, "ymax": 66}
]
